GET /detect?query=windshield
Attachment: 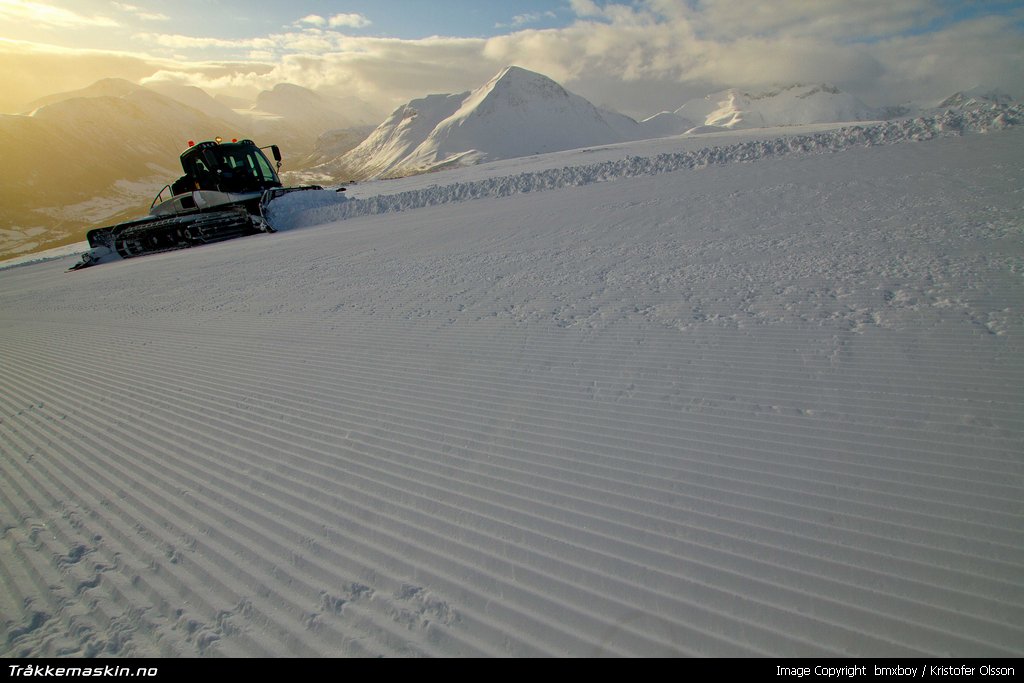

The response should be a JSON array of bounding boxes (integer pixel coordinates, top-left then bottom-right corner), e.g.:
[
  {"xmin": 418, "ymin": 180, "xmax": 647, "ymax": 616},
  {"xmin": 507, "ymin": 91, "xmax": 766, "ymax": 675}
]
[{"xmin": 209, "ymin": 144, "xmax": 282, "ymax": 188}]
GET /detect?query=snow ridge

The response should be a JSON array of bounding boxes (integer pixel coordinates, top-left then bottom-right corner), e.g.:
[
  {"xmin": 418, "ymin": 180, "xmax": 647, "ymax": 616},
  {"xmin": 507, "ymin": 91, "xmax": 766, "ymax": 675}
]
[
  {"xmin": 333, "ymin": 67, "xmax": 636, "ymax": 179},
  {"xmin": 270, "ymin": 104, "xmax": 1022, "ymax": 231},
  {"xmin": 676, "ymin": 83, "xmax": 876, "ymax": 130}
]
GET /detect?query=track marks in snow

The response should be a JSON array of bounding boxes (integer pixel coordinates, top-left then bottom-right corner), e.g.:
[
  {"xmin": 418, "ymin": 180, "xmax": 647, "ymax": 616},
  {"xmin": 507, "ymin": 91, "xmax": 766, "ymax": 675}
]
[{"xmin": 2, "ymin": 122, "xmax": 1024, "ymax": 656}]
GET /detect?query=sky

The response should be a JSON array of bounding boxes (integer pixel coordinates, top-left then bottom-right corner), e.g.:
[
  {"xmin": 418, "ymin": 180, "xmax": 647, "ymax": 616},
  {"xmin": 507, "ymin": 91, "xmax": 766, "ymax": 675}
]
[{"xmin": 2, "ymin": 0, "xmax": 1023, "ymax": 119}]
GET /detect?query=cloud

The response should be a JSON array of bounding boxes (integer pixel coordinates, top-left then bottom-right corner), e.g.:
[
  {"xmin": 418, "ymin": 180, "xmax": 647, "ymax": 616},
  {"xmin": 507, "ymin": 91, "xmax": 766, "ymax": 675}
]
[
  {"xmin": 569, "ymin": 0, "xmax": 604, "ymax": 19},
  {"xmin": 487, "ymin": 0, "xmax": 1024, "ymax": 111},
  {"xmin": 0, "ymin": 0, "xmax": 119, "ymax": 28},
  {"xmin": 135, "ymin": 32, "xmax": 277, "ymax": 51},
  {"xmin": 0, "ymin": 39, "xmax": 166, "ymax": 111},
  {"xmin": 111, "ymin": 2, "xmax": 168, "ymax": 22},
  {"xmin": 496, "ymin": 11, "xmax": 557, "ymax": 29},
  {"xmin": 648, "ymin": 0, "xmax": 946, "ymax": 41},
  {"xmin": 3, "ymin": 2, "xmax": 1022, "ymax": 120},
  {"xmin": 296, "ymin": 13, "xmax": 370, "ymax": 30},
  {"xmin": 327, "ymin": 13, "xmax": 371, "ymax": 29}
]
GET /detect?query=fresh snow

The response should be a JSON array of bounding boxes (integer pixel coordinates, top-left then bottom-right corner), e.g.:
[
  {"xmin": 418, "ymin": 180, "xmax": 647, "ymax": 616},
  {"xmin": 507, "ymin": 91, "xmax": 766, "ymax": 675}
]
[
  {"xmin": 677, "ymin": 84, "xmax": 877, "ymax": 130},
  {"xmin": 332, "ymin": 67, "xmax": 656, "ymax": 179},
  {"xmin": 1, "ymin": 106, "xmax": 1023, "ymax": 657},
  {"xmin": 331, "ymin": 92, "xmax": 470, "ymax": 180}
]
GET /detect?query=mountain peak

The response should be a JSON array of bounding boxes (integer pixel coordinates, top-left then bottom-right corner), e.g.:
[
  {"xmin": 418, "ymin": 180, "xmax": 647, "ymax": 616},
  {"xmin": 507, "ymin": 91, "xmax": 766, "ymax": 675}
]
[
  {"xmin": 494, "ymin": 65, "xmax": 533, "ymax": 80},
  {"xmin": 938, "ymin": 88, "xmax": 1014, "ymax": 109},
  {"xmin": 470, "ymin": 66, "xmax": 571, "ymax": 110},
  {"xmin": 335, "ymin": 67, "xmax": 629, "ymax": 178},
  {"xmin": 25, "ymin": 78, "xmax": 145, "ymax": 112},
  {"xmin": 255, "ymin": 83, "xmax": 322, "ymax": 109},
  {"xmin": 86, "ymin": 78, "xmax": 145, "ymax": 94},
  {"xmin": 491, "ymin": 65, "xmax": 555, "ymax": 85},
  {"xmin": 676, "ymin": 83, "xmax": 875, "ymax": 129},
  {"xmin": 747, "ymin": 83, "xmax": 842, "ymax": 100}
]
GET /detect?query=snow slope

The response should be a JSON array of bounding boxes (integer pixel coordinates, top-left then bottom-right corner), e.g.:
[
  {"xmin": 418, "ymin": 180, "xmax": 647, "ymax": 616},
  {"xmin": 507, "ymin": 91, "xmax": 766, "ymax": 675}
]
[
  {"xmin": 937, "ymin": 88, "xmax": 1016, "ymax": 110},
  {"xmin": 329, "ymin": 92, "xmax": 470, "ymax": 179},
  {"xmin": 1, "ymin": 109, "xmax": 1023, "ymax": 657},
  {"xmin": 637, "ymin": 110, "xmax": 696, "ymax": 138},
  {"xmin": 333, "ymin": 67, "xmax": 638, "ymax": 179},
  {"xmin": 677, "ymin": 84, "xmax": 877, "ymax": 130}
]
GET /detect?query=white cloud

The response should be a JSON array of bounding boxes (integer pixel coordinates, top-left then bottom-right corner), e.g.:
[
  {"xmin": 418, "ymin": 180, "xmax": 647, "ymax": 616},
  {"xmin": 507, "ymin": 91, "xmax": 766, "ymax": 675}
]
[
  {"xmin": 135, "ymin": 32, "xmax": 276, "ymax": 50},
  {"xmin": 327, "ymin": 13, "xmax": 371, "ymax": 29},
  {"xmin": 487, "ymin": 1, "xmax": 1024, "ymax": 111},
  {"xmin": 672, "ymin": 0, "xmax": 945, "ymax": 41},
  {"xmin": 569, "ymin": 0, "xmax": 604, "ymax": 18},
  {"xmin": 496, "ymin": 11, "xmax": 557, "ymax": 29},
  {"xmin": 295, "ymin": 13, "xmax": 370, "ymax": 31}
]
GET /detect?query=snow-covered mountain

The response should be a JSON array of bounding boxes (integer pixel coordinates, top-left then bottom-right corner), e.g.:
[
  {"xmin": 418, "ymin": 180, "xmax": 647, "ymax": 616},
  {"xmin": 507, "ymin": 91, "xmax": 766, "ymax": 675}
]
[
  {"xmin": 251, "ymin": 84, "xmax": 361, "ymax": 125},
  {"xmin": 676, "ymin": 83, "xmax": 878, "ymax": 130},
  {"xmin": 242, "ymin": 84, "xmax": 375, "ymax": 162},
  {"xmin": 328, "ymin": 72, "xmax": 888, "ymax": 180},
  {"xmin": 328, "ymin": 92, "xmax": 470, "ymax": 179},
  {"xmin": 303, "ymin": 125, "xmax": 380, "ymax": 171},
  {"xmin": 936, "ymin": 88, "xmax": 1015, "ymax": 110},
  {"xmin": 637, "ymin": 111, "xmax": 696, "ymax": 138},
  {"xmin": 145, "ymin": 82, "xmax": 246, "ymax": 124},
  {"xmin": 22, "ymin": 78, "xmax": 144, "ymax": 112},
  {"xmin": 331, "ymin": 67, "xmax": 641, "ymax": 179}
]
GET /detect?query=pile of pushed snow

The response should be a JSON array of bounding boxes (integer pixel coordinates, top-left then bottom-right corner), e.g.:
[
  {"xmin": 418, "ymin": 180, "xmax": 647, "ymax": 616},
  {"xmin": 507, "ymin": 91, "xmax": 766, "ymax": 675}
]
[
  {"xmin": 677, "ymin": 84, "xmax": 877, "ymax": 130},
  {"xmin": 283, "ymin": 104, "xmax": 1022, "ymax": 231},
  {"xmin": 264, "ymin": 188, "xmax": 351, "ymax": 231}
]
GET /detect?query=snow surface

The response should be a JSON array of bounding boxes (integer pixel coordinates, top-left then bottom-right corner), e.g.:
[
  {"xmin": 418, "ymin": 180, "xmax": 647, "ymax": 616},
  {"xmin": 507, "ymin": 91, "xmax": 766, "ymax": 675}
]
[
  {"xmin": 332, "ymin": 91, "xmax": 470, "ymax": 179},
  {"xmin": 2, "ymin": 107, "xmax": 1023, "ymax": 657},
  {"xmin": 677, "ymin": 84, "xmax": 877, "ymax": 130}
]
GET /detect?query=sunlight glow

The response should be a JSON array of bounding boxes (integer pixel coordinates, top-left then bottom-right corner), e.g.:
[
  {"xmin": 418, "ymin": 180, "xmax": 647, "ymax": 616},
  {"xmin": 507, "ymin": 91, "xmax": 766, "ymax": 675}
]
[{"xmin": 0, "ymin": 0, "xmax": 119, "ymax": 28}]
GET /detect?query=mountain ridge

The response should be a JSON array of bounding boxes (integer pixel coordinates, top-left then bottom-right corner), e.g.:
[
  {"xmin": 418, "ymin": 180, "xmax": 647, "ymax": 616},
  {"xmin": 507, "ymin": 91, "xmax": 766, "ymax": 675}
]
[
  {"xmin": 675, "ymin": 83, "xmax": 878, "ymax": 130},
  {"xmin": 330, "ymin": 66, "xmax": 644, "ymax": 179}
]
